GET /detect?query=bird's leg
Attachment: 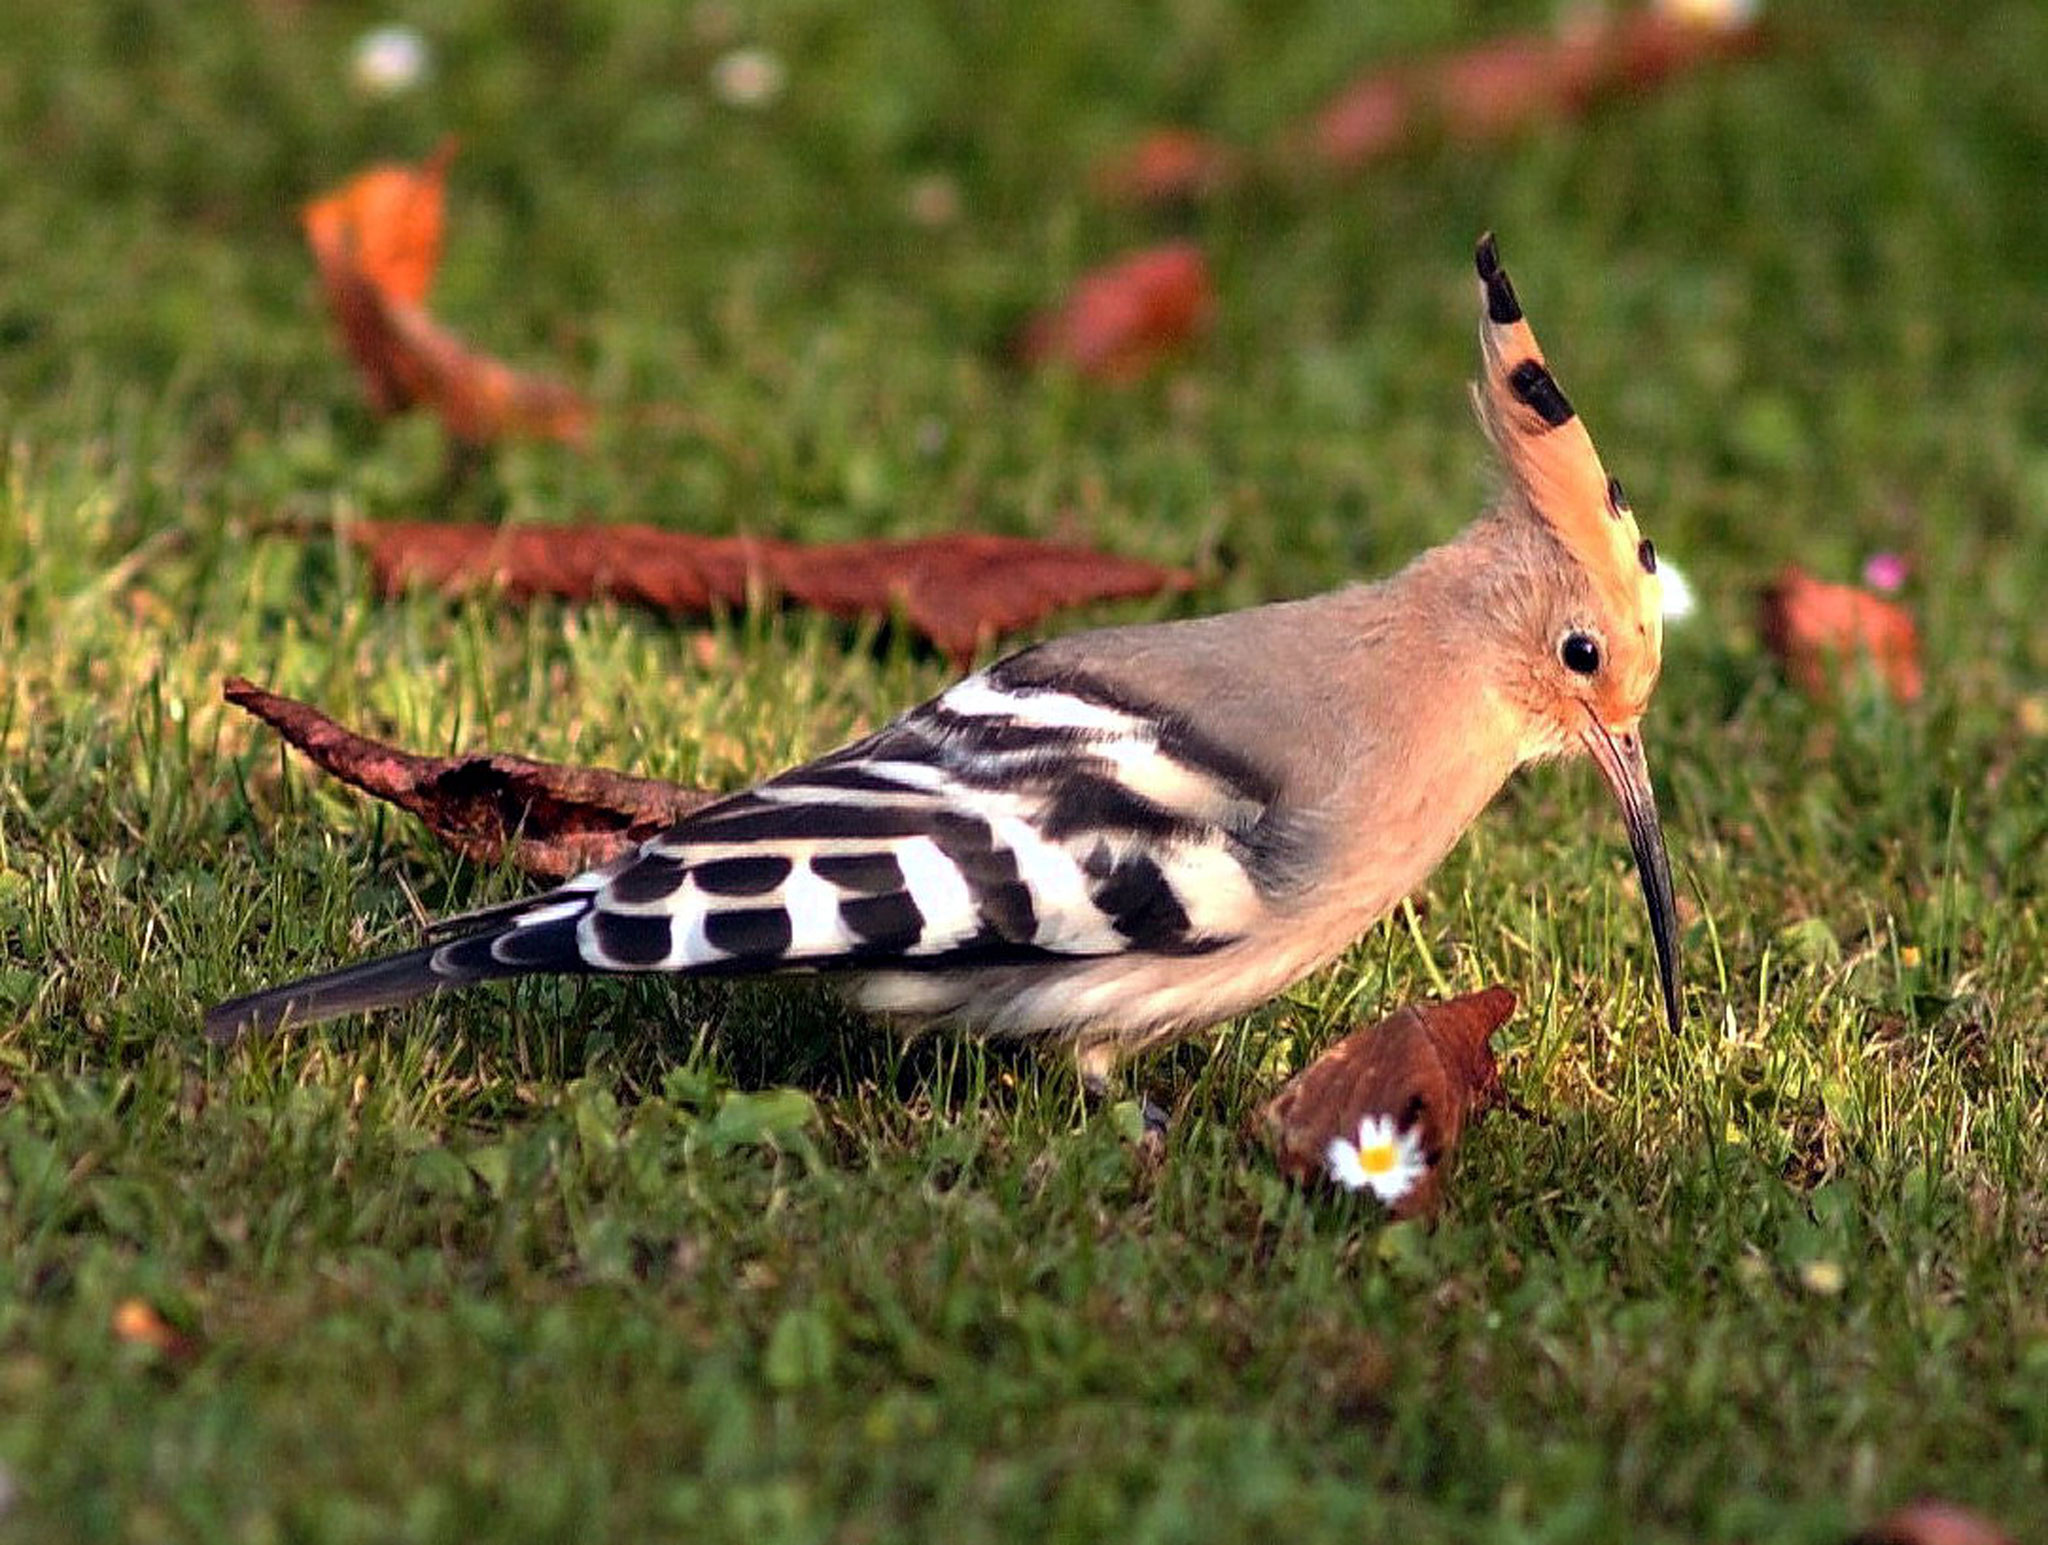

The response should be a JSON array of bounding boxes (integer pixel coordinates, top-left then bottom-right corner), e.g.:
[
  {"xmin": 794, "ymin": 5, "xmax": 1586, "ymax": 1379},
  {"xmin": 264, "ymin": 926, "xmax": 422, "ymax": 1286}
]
[{"xmin": 1074, "ymin": 1037, "xmax": 1171, "ymax": 1146}]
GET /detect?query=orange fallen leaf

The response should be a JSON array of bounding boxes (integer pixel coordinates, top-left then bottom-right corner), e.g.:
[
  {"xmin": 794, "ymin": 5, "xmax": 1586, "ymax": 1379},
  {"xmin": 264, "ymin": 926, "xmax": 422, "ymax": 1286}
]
[
  {"xmin": 302, "ymin": 143, "xmax": 591, "ymax": 445},
  {"xmin": 302, "ymin": 137, "xmax": 453, "ymax": 310},
  {"xmin": 1757, "ymin": 565, "xmax": 1923, "ymax": 703},
  {"xmin": 1263, "ymin": 986, "xmax": 1514, "ymax": 1220},
  {"xmin": 1848, "ymin": 1500, "xmax": 2016, "ymax": 1545},
  {"xmin": 1020, "ymin": 243, "xmax": 1213, "ymax": 382},
  {"xmin": 339, "ymin": 522, "xmax": 1197, "ymax": 666},
  {"xmin": 224, "ymin": 678, "xmax": 716, "ymax": 880},
  {"xmin": 112, "ymin": 1297, "xmax": 196, "ymax": 1359}
]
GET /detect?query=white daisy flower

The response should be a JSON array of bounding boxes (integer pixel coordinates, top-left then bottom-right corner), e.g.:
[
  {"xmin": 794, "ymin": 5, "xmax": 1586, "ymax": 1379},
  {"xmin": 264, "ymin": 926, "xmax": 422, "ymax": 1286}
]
[
  {"xmin": 1654, "ymin": 0, "xmax": 1761, "ymax": 30},
  {"xmin": 711, "ymin": 47, "xmax": 786, "ymax": 109},
  {"xmin": 351, "ymin": 26, "xmax": 431, "ymax": 96},
  {"xmin": 1658, "ymin": 556, "xmax": 1696, "ymax": 623},
  {"xmin": 1325, "ymin": 1113, "xmax": 1428, "ymax": 1206}
]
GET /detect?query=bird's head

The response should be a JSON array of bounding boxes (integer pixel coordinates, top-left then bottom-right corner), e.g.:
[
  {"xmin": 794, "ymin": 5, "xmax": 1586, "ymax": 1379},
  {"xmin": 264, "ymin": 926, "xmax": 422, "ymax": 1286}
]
[{"xmin": 1472, "ymin": 233, "xmax": 1682, "ymax": 1036}]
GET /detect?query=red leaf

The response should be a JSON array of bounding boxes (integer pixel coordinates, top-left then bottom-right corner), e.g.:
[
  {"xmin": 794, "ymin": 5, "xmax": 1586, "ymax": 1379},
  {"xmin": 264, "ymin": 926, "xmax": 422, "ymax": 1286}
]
[
  {"xmin": 302, "ymin": 144, "xmax": 591, "ymax": 445},
  {"xmin": 224, "ymin": 678, "xmax": 714, "ymax": 880},
  {"xmin": 1298, "ymin": 9, "xmax": 1766, "ymax": 172},
  {"xmin": 1263, "ymin": 987, "xmax": 1515, "ymax": 1220},
  {"xmin": 340, "ymin": 522, "xmax": 1197, "ymax": 666},
  {"xmin": 1020, "ymin": 243, "xmax": 1214, "ymax": 382},
  {"xmin": 1848, "ymin": 1501, "xmax": 2016, "ymax": 1545},
  {"xmin": 1091, "ymin": 129, "xmax": 1242, "ymax": 208},
  {"xmin": 1757, "ymin": 565, "xmax": 1924, "ymax": 703},
  {"xmin": 1430, "ymin": 27, "xmax": 1609, "ymax": 140},
  {"xmin": 1307, "ymin": 70, "xmax": 1417, "ymax": 169}
]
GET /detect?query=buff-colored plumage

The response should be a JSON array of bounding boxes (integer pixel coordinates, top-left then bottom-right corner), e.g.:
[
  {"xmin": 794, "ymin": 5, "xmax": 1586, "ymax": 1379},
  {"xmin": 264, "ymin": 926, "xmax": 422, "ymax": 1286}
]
[{"xmin": 206, "ymin": 236, "xmax": 1682, "ymax": 1056}]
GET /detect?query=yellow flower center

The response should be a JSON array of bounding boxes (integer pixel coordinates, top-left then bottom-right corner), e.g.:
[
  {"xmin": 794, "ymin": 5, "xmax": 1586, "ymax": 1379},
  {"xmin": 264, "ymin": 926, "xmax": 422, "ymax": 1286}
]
[{"xmin": 1360, "ymin": 1142, "xmax": 1398, "ymax": 1175}]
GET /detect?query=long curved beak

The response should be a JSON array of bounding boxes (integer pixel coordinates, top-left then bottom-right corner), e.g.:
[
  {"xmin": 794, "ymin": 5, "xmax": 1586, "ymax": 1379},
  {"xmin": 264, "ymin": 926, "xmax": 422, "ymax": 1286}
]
[{"xmin": 1580, "ymin": 717, "xmax": 1683, "ymax": 1035}]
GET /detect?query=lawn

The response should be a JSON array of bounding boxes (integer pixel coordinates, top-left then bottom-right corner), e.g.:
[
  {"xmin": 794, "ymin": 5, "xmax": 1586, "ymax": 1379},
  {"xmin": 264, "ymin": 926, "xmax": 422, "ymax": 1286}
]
[{"xmin": 4, "ymin": 1, "xmax": 2047, "ymax": 1540}]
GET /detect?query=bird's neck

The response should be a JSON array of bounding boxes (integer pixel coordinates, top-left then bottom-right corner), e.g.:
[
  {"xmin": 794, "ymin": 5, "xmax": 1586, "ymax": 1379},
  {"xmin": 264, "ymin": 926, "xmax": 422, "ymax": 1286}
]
[{"xmin": 1375, "ymin": 511, "xmax": 1572, "ymax": 769}]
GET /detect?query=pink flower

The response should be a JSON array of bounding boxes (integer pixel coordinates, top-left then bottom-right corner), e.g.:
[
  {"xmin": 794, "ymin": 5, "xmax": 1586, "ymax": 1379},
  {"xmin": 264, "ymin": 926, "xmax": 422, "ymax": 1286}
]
[{"xmin": 1862, "ymin": 552, "xmax": 1910, "ymax": 593}]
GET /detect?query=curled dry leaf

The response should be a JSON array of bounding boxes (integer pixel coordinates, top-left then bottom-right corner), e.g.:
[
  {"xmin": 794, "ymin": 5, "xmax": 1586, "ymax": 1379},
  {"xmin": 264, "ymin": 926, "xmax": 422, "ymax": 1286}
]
[
  {"xmin": 341, "ymin": 522, "xmax": 1196, "ymax": 666},
  {"xmin": 336, "ymin": 290, "xmax": 592, "ymax": 445},
  {"xmin": 224, "ymin": 678, "xmax": 714, "ymax": 880},
  {"xmin": 1020, "ymin": 243, "xmax": 1214, "ymax": 382},
  {"xmin": 1299, "ymin": 8, "xmax": 1766, "ymax": 172},
  {"xmin": 1095, "ymin": 11, "xmax": 1765, "ymax": 203},
  {"xmin": 302, "ymin": 143, "xmax": 591, "ymax": 445},
  {"xmin": 1847, "ymin": 1500, "xmax": 2016, "ymax": 1545},
  {"xmin": 301, "ymin": 136, "xmax": 451, "ymax": 310},
  {"xmin": 1757, "ymin": 564, "xmax": 1923, "ymax": 703},
  {"xmin": 1263, "ymin": 986, "xmax": 1515, "ymax": 1220}
]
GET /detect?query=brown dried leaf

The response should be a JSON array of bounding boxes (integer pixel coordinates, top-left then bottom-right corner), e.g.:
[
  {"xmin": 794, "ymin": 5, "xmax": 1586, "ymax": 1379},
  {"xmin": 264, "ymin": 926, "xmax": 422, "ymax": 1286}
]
[
  {"xmin": 1758, "ymin": 564, "xmax": 1924, "ymax": 703},
  {"xmin": 1020, "ymin": 243, "xmax": 1214, "ymax": 382},
  {"xmin": 357, "ymin": 294, "xmax": 592, "ymax": 444},
  {"xmin": 302, "ymin": 144, "xmax": 590, "ymax": 445},
  {"xmin": 1263, "ymin": 986, "xmax": 1515, "ymax": 1220},
  {"xmin": 341, "ymin": 522, "xmax": 1196, "ymax": 666},
  {"xmin": 1608, "ymin": 7, "xmax": 1773, "ymax": 92},
  {"xmin": 224, "ymin": 678, "xmax": 715, "ymax": 880},
  {"xmin": 1091, "ymin": 129, "xmax": 1242, "ymax": 208},
  {"xmin": 1298, "ymin": 9, "xmax": 1766, "ymax": 172},
  {"xmin": 1431, "ymin": 26, "xmax": 1608, "ymax": 140},
  {"xmin": 1848, "ymin": 1500, "xmax": 2016, "ymax": 1545},
  {"xmin": 1305, "ymin": 69, "xmax": 1417, "ymax": 169}
]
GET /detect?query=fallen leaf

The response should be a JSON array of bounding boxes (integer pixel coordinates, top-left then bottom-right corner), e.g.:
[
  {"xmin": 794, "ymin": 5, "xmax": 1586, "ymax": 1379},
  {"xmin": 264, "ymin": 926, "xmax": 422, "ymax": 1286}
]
[
  {"xmin": 1757, "ymin": 564, "xmax": 1923, "ymax": 703},
  {"xmin": 1097, "ymin": 9, "xmax": 1765, "ymax": 199},
  {"xmin": 1091, "ymin": 129, "xmax": 1242, "ymax": 208},
  {"xmin": 302, "ymin": 144, "xmax": 591, "ymax": 444},
  {"xmin": 1847, "ymin": 1500, "xmax": 2016, "ymax": 1545},
  {"xmin": 1431, "ymin": 27, "xmax": 1607, "ymax": 142},
  {"xmin": 340, "ymin": 522, "xmax": 1196, "ymax": 665},
  {"xmin": 302, "ymin": 137, "xmax": 453, "ymax": 308},
  {"xmin": 112, "ymin": 1297, "xmax": 197, "ymax": 1360},
  {"xmin": 1307, "ymin": 69, "xmax": 1417, "ymax": 169},
  {"xmin": 223, "ymin": 678, "xmax": 715, "ymax": 880},
  {"xmin": 1611, "ymin": 4, "xmax": 1768, "ymax": 91},
  {"xmin": 1263, "ymin": 986, "xmax": 1515, "ymax": 1220},
  {"xmin": 342, "ymin": 291, "xmax": 593, "ymax": 444},
  {"xmin": 1020, "ymin": 243, "xmax": 1213, "ymax": 382},
  {"xmin": 1298, "ymin": 8, "xmax": 1766, "ymax": 172}
]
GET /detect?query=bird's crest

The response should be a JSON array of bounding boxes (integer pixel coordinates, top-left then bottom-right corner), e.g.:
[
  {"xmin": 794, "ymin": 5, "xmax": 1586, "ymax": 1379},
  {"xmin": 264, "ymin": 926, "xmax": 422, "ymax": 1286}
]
[{"xmin": 1473, "ymin": 233, "xmax": 1663, "ymax": 666}]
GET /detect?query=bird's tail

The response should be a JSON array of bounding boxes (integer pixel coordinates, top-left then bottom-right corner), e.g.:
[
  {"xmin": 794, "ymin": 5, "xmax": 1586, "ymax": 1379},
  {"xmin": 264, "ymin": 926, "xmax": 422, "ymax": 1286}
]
[{"xmin": 203, "ymin": 887, "xmax": 600, "ymax": 1044}]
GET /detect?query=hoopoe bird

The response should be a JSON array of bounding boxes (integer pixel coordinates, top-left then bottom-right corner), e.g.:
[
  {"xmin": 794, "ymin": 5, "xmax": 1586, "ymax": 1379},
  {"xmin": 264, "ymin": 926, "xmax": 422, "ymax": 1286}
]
[{"xmin": 206, "ymin": 235, "xmax": 1682, "ymax": 1060}]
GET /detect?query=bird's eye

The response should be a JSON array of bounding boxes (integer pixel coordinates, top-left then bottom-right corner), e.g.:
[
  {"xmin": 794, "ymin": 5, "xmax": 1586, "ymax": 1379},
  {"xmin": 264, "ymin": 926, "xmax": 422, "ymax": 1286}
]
[{"xmin": 1560, "ymin": 631, "xmax": 1602, "ymax": 675}]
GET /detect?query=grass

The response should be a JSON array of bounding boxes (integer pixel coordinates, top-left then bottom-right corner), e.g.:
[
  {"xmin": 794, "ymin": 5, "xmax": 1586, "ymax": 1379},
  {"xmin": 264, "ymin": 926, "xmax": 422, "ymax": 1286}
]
[{"xmin": 4, "ymin": 0, "xmax": 2048, "ymax": 1539}]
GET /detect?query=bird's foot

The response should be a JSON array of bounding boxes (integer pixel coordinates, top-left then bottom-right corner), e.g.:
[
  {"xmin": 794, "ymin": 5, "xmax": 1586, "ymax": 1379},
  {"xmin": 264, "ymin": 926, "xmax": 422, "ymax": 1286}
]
[{"xmin": 1075, "ymin": 1041, "xmax": 1170, "ymax": 1154}]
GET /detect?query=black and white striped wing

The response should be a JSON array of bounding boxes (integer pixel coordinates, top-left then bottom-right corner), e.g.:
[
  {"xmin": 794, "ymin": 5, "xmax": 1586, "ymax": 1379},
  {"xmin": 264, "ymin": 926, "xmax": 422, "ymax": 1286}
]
[
  {"xmin": 482, "ymin": 657, "xmax": 1287, "ymax": 980},
  {"xmin": 201, "ymin": 653, "xmax": 1297, "ymax": 1042}
]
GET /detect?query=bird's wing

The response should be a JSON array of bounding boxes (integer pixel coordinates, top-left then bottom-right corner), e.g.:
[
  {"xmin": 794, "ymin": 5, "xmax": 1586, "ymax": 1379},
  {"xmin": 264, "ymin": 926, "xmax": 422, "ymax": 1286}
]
[
  {"xmin": 202, "ymin": 648, "xmax": 1303, "ymax": 1043},
  {"xmin": 493, "ymin": 651, "xmax": 1290, "ymax": 978}
]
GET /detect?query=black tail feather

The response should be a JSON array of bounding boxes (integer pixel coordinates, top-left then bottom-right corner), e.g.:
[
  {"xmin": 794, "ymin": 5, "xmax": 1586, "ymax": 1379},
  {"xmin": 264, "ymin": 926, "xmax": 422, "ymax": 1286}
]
[
  {"xmin": 204, "ymin": 895, "xmax": 597, "ymax": 1044},
  {"xmin": 203, "ymin": 941, "xmax": 493, "ymax": 1044}
]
